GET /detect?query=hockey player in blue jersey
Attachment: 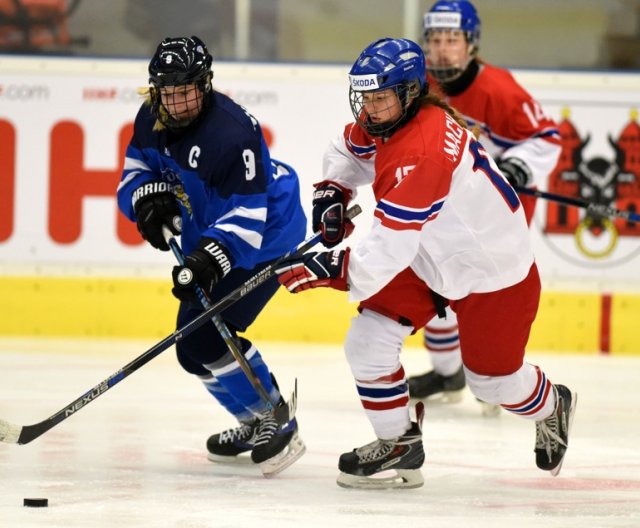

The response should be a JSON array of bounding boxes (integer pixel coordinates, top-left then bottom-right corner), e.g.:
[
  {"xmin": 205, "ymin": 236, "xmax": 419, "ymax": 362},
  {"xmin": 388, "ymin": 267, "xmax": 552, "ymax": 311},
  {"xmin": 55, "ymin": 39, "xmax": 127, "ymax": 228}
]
[{"xmin": 117, "ymin": 36, "xmax": 307, "ymax": 476}]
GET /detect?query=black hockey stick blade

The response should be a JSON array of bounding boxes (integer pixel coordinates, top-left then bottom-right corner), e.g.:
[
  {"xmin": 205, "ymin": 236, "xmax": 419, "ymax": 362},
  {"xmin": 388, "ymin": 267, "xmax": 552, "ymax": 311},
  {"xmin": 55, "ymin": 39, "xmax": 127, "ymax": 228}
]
[{"xmin": 0, "ymin": 204, "xmax": 362, "ymax": 445}]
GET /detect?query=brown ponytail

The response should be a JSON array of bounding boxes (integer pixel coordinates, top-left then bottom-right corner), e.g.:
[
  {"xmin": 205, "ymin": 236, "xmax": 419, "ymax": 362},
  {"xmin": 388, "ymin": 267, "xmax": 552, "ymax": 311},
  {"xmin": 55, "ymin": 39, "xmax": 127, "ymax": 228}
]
[{"xmin": 420, "ymin": 93, "xmax": 467, "ymax": 129}]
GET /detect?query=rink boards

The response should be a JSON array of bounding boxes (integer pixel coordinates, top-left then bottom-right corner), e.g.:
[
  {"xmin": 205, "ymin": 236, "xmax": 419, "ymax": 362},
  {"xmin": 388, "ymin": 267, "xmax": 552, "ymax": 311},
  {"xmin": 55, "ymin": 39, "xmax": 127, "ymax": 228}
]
[
  {"xmin": 0, "ymin": 277, "xmax": 638, "ymax": 355},
  {"xmin": 0, "ymin": 57, "xmax": 639, "ymax": 354}
]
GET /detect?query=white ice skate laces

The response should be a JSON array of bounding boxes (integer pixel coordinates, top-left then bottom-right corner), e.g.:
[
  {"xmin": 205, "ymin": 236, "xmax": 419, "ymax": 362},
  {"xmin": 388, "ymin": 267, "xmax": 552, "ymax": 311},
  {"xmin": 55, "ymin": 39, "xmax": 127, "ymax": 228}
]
[
  {"xmin": 353, "ymin": 439, "xmax": 395, "ymax": 464},
  {"xmin": 219, "ymin": 422, "xmax": 256, "ymax": 444}
]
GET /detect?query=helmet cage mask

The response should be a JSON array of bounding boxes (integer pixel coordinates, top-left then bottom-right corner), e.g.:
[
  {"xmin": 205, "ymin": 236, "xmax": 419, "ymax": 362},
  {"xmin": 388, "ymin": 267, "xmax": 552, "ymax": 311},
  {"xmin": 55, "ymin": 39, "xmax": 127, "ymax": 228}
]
[
  {"xmin": 423, "ymin": 0, "xmax": 480, "ymax": 82},
  {"xmin": 148, "ymin": 36, "xmax": 213, "ymax": 130},
  {"xmin": 349, "ymin": 81, "xmax": 423, "ymax": 138},
  {"xmin": 348, "ymin": 38, "xmax": 427, "ymax": 138}
]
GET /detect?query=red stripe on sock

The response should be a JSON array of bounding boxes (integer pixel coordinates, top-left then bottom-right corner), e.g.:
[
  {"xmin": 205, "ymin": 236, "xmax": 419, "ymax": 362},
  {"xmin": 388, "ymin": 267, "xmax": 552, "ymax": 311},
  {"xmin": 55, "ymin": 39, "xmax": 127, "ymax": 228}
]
[
  {"xmin": 361, "ymin": 396, "xmax": 410, "ymax": 411},
  {"xmin": 519, "ymin": 382, "xmax": 552, "ymax": 416},
  {"xmin": 357, "ymin": 366, "xmax": 406, "ymax": 385},
  {"xmin": 502, "ymin": 366, "xmax": 543, "ymax": 410},
  {"xmin": 424, "ymin": 325, "xmax": 458, "ymax": 334},
  {"xmin": 600, "ymin": 293, "xmax": 612, "ymax": 355}
]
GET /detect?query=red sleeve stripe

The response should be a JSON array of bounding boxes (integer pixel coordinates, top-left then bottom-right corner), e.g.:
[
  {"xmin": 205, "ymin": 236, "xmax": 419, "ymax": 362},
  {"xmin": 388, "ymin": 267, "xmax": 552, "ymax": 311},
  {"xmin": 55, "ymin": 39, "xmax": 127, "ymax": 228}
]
[
  {"xmin": 344, "ymin": 124, "xmax": 376, "ymax": 159},
  {"xmin": 346, "ymin": 136, "xmax": 376, "ymax": 159}
]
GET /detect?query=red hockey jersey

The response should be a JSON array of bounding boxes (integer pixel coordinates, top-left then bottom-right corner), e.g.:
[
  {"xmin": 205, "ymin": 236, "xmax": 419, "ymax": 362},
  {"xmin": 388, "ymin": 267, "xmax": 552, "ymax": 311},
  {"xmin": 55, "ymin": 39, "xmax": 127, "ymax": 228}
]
[{"xmin": 430, "ymin": 63, "xmax": 561, "ymax": 187}]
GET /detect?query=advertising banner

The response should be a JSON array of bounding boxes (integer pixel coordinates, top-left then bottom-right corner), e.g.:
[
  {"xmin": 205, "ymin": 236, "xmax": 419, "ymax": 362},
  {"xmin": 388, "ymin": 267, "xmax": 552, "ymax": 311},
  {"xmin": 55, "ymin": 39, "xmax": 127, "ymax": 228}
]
[
  {"xmin": 0, "ymin": 57, "xmax": 638, "ymax": 350},
  {"xmin": 1, "ymin": 57, "xmax": 639, "ymax": 288}
]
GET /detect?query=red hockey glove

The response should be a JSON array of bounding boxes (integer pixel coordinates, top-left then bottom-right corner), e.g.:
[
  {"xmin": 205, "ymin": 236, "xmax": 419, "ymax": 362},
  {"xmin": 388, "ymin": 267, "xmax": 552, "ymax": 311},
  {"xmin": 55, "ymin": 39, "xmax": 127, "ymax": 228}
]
[
  {"xmin": 275, "ymin": 249, "xmax": 350, "ymax": 293},
  {"xmin": 312, "ymin": 181, "xmax": 354, "ymax": 248}
]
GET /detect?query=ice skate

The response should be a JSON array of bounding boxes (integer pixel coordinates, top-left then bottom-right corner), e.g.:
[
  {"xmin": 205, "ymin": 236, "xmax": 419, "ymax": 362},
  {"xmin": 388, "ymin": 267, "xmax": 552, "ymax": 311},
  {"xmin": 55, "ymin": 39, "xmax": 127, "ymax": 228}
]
[
  {"xmin": 336, "ymin": 402, "xmax": 425, "ymax": 490},
  {"xmin": 206, "ymin": 419, "xmax": 259, "ymax": 464},
  {"xmin": 250, "ymin": 392, "xmax": 306, "ymax": 477},
  {"xmin": 408, "ymin": 366, "xmax": 465, "ymax": 403},
  {"xmin": 535, "ymin": 384, "xmax": 577, "ymax": 476}
]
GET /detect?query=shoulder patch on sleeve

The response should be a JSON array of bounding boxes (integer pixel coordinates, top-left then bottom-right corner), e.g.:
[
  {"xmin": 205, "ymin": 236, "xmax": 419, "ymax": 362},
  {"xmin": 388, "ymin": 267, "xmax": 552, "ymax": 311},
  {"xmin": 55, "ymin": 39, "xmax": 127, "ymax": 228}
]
[{"xmin": 344, "ymin": 123, "xmax": 376, "ymax": 159}]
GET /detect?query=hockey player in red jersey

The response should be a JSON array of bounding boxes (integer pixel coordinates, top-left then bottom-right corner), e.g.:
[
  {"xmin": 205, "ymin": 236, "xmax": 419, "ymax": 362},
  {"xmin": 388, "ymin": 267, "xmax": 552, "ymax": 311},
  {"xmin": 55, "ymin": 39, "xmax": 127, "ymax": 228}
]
[
  {"xmin": 275, "ymin": 38, "xmax": 575, "ymax": 489},
  {"xmin": 406, "ymin": 0, "xmax": 562, "ymax": 406}
]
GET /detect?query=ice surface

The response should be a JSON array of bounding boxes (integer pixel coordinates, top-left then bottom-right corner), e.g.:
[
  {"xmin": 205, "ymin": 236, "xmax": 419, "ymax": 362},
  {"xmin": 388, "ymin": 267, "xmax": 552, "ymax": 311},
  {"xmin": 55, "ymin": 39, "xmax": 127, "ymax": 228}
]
[{"xmin": 0, "ymin": 339, "xmax": 639, "ymax": 528}]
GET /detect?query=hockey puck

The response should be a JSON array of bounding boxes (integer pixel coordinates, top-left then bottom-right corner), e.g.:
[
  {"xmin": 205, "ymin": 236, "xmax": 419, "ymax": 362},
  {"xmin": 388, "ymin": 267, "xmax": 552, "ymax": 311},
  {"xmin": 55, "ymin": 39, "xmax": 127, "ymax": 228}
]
[{"xmin": 23, "ymin": 498, "xmax": 48, "ymax": 507}]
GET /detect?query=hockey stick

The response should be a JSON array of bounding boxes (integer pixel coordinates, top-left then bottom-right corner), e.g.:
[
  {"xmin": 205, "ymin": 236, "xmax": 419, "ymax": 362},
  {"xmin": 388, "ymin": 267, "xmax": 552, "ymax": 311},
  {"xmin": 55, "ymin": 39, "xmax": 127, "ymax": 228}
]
[
  {"xmin": 163, "ymin": 229, "xmax": 278, "ymax": 415},
  {"xmin": 0, "ymin": 205, "xmax": 362, "ymax": 445},
  {"xmin": 514, "ymin": 185, "xmax": 640, "ymax": 223}
]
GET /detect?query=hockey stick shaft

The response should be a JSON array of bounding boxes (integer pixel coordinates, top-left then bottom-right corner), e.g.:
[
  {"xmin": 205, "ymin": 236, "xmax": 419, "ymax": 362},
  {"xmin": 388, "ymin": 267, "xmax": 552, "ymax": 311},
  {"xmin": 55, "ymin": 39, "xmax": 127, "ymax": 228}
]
[
  {"xmin": 514, "ymin": 185, "xmax": 640, "ymax": 223},
  {"xmin": 164, "ymin": 231, "xmax": 276, "ymax": 413},
  {"xmin": 0, "ymin": 205, "xmax": 362, "ymax": 445}
]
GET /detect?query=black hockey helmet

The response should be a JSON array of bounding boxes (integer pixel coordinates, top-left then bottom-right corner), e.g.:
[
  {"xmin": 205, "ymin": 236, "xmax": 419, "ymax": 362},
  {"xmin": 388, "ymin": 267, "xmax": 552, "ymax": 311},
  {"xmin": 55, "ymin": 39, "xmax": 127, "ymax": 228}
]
[
  {"xmin": 148, "ymin": 36, "xmax": 213, "ymax": 130},
  {"xmin": 148, "ymin": 35, "xmax": 213, "ymax": 88}
]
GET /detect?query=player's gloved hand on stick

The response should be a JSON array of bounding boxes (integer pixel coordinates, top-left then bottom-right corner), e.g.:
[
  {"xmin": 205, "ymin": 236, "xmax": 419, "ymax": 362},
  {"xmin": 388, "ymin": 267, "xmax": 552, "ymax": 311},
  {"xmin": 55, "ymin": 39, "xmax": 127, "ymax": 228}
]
[
  {"xmin": 275, "ymin": 249, "xmax": 350, "ymax": 293},
  {"xmin": 497, "ymin": 158, "xmax": 532, "ymax": 188},
  {"xmin": 312, "ymin": 180, "xmax": 354, "ymax": 248},
  {"xmin": 133, "ymin": 182, "xmax": 181, "ymax": 251},
  {"xmin": 172, "ymin": 238, "xmax": 232, "ymax": 302}
]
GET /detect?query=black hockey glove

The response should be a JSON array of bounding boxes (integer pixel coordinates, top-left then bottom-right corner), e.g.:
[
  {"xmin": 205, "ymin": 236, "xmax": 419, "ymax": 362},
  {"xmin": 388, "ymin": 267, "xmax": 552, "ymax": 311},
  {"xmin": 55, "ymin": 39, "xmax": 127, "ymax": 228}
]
[
  {"xmin": 133, "ymin": 182, "xmax": 181, "ymax": 251},
  {"xmin": 275, "ymin": 249, "xmax": 350, "ymax": 293},
  {"xmin": 312, "ymin": 180, "xmax": 354, "ymax": 248},
  {"xmin": 171, "ymin": 238, "xmax": 232, "ymax": 302},
  {"xmin": 498, "ymin": 158, "xmax": 532, "ymax": 188}
]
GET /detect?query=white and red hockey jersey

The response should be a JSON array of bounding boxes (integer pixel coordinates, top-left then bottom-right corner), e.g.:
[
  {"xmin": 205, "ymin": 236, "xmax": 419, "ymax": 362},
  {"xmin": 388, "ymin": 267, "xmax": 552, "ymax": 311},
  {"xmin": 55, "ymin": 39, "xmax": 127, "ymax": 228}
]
[{"xmin": 324, "ymin": 104, "xmax": 534, "ymax": 302}]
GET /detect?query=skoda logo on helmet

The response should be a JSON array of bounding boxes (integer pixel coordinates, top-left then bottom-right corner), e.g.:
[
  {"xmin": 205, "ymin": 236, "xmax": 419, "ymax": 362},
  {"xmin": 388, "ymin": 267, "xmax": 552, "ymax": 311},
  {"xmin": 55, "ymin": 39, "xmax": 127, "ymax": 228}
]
[
  {"xmin": 349, "ymin": 74, "xmax": 380, "ymax": 90},
  {"xmin": 425, "ymin": 12, "xmax": 462, "ymax": 29},
  {"xmin": 165, "ymin": 55, "xmax": 173, "ymax": 64}
]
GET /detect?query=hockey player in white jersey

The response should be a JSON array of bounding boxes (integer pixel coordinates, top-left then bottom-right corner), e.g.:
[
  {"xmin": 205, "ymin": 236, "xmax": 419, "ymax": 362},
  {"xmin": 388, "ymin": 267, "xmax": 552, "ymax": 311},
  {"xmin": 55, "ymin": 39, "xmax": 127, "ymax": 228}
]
[
  {"xmin": 406, "ymin": 0, "xmax": 561, "ymax": 407},
  {"xmin": 275, "ymin": 38, "xmax": 575, "ymax": 489}
]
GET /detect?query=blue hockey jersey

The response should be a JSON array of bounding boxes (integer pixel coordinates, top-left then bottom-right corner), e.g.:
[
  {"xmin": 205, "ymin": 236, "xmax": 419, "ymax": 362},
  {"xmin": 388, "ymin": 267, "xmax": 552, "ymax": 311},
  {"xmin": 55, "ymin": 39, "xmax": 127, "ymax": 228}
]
[{"xmin": 117, "ymin": 91, "xmax": 306, "ymax": 269}]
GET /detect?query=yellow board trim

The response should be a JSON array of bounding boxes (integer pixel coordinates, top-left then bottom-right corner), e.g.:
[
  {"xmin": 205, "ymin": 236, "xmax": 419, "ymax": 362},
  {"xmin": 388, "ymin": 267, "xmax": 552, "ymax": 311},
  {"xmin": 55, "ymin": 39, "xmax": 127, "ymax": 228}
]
[
  {"xmin": 611, "ymin": 293, "xmax": 640, "ymax": 355},
  {"xmin": 1, "ymin": 277, "xmax": 177, "ymax": 339},
  {"xmin": 0, "ymin": 276, "xmax": 637, "ymax": 354},
  {"xmin": 527, "ymin": 291, "xmax": 600, "ymax": 354}
]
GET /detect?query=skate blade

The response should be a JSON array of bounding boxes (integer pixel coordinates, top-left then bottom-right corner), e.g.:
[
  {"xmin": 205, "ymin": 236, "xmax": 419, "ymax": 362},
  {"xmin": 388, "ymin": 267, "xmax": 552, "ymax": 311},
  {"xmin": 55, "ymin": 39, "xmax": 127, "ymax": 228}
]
[
  {"xmin": 259, "ymin": 432, "xmax": 306, "ymax": 478},
  {"xmin": 336, "ymin": 469, "xmax": 424, "ymax": 490},
  {"xmin": 550, "ymin": 391, "xmax": 578, "ymax": 477},
  {"xmin": 207, "ymin": 452, "xmax": 254, "ymax": 465}
]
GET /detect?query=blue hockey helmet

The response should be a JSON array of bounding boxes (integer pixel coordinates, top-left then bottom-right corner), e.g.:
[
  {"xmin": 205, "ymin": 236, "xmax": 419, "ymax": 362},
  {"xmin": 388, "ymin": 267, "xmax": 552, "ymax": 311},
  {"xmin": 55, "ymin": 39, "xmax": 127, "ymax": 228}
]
[
  {"xmin": 148, "ymin": 36, "xmax": 213, "ymax": 130},
  {"xmin": 423, "ymin": 1, "xmax": 481, "ymax": 82},
  {"xmin": 348, "ymin": 38, "xmax": 428, "ymax": 137}
]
